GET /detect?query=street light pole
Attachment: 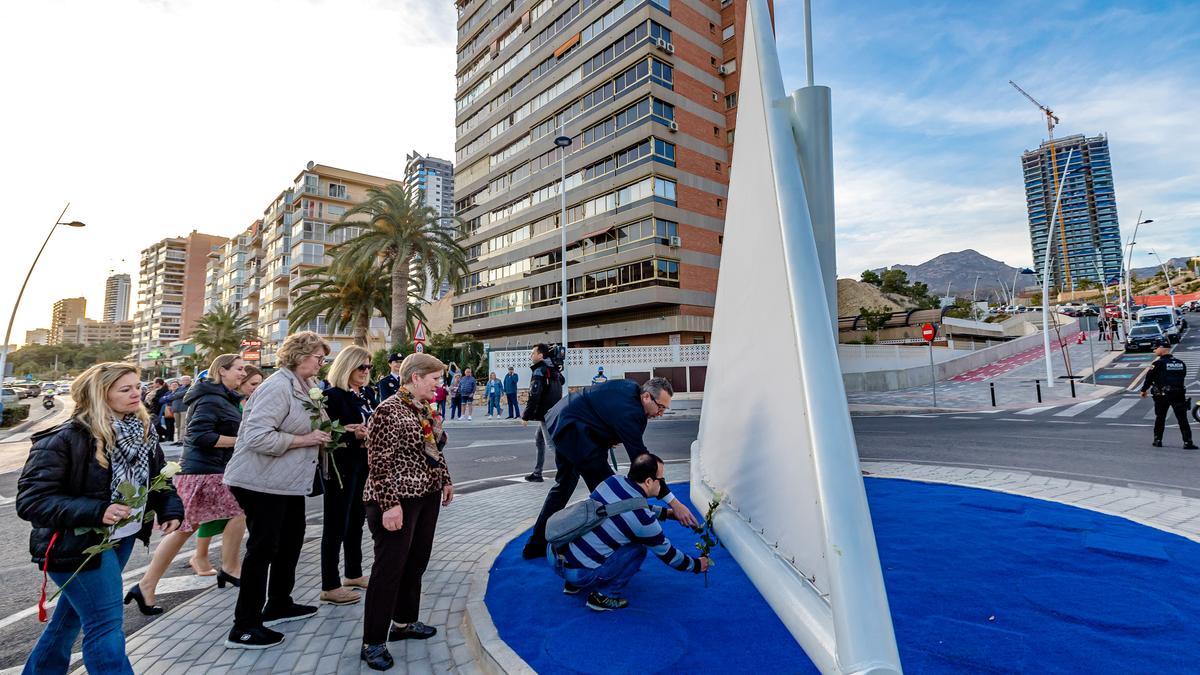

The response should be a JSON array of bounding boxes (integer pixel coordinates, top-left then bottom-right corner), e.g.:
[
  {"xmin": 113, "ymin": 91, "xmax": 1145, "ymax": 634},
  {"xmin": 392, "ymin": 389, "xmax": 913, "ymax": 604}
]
[
  {"xmin": 1147, "ymin": 250, "xmax": 1177, "ymax": 309},
  {"xmin": 555, "ymin": 130, "xmax": 573, "ymax": 396},
  {"xmin": 0, "ymin": 205, "xmax": 86, "ymax": 383},
  {"xmin": 971, "ymin": 274, "xmax": 981, "ymax": 320},
  {"xmin": 1123, "ymin": 212, "xmax": 1152, "ymax": 332},
  {"xmin": 1041, "ymin": 149, "xmax": 1076, "ymax": 388}
]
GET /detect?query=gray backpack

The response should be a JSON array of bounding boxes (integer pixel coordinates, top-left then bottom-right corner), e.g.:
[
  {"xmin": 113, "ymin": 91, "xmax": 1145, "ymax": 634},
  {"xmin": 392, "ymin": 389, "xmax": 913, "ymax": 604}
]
[{"xmin": 546, "ymin": 496, "xmax": 648, "ymax": 548}]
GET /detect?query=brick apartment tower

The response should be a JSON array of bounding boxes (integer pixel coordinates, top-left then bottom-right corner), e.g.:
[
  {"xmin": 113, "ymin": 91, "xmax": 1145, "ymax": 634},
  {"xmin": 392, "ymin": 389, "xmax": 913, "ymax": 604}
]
[
  {"xmin": 450, "ymin": 0, "xmax": 765, "ymax": 349},
  {"xmin": 133, "ymin": 231, "xmax": 227, "ymax": 364}
]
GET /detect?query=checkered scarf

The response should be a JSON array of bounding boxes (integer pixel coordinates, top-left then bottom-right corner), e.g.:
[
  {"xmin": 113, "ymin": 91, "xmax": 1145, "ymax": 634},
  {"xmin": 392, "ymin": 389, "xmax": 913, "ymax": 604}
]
[{"xmin": 109, "ymin": 415, "xmax": 153, "ymax": 502}]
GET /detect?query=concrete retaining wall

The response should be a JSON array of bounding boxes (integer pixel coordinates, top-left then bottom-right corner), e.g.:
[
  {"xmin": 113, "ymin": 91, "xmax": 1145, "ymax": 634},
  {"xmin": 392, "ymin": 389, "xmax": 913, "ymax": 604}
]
[{"xmin": 842, "ymin": 317, "xmax": 1080, "ymax": 392}]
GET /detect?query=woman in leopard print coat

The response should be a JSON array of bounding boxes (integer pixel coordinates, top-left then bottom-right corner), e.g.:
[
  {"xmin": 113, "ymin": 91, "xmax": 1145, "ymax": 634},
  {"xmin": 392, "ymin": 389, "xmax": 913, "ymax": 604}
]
[{"xmin": 360, "ymin": 353, "xmax": 454, "ymax": 671}]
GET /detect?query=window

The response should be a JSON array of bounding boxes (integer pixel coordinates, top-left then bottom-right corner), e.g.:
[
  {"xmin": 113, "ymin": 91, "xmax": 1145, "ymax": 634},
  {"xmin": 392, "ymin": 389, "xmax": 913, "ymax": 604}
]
[
  {"xmin": 727, "ymin": 129, "xmax": 736, "ymax": 143},
  {"xmin": 715, "ymin": 161, "xmax": 721, "ymax": 172},
  {"xmin": 722, "ymin": 25, "xmax": 735, "ymax": 41},
  {"xmin": 725, "ymin": 92, "xmax": 738, "ymax": 109},
  {"xmin": 328, "ymin": 183, "xmax": 347, "ymax": 199}
]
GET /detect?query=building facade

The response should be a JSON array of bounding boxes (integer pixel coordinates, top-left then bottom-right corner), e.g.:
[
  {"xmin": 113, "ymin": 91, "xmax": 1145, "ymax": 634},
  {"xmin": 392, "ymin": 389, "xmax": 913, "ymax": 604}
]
[
  {"xmin": 450, "ymin": 0, "xmax": 752, "ymax": 349},
  {"xmin": 24, "ymin": 328, "xmax": 50, "ymax": 346},
  {"xmin": 103, "ymin": 273, "xmax": 132, "ymax": 323},
  {"xmin": 133, "ymin": 231, "xmax": 227, "ymax": 364},
  {"xmin": 49, "ymin": 297, "xmax": 87, "ymax": 345},
  {"xmin": 58, "ymin": 319, "xmax": 134, "ymax": 346},
  {"xmin": 406, "ymin": 151, "xmax": 457, "ymax": 300},
  {"xmin": 1022, "ymin": 133, "xmax": 1121, "ymax": 290}
]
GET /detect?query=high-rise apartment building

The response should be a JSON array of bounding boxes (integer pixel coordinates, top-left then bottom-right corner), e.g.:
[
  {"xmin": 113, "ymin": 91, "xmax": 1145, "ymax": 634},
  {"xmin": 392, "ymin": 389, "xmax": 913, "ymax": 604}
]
[
  {"xmin": 406, "ymin": 151, "xmax": 457, "ymax": 299},
  {"xmin": 24, "ymin": 328, "xmax": 50, "ymax": 346},
  {"xmin": 234, "ymin": 163, "xmax": 402, "ymax": 366},
  {"xmin": 58, "ymin": 319, "xmax": 134, "ymax": 346},
  {"xmin": 133, "ymin": 231, "xmax": 227, "ymax": 363},
  {"xmin": 450, "ymin": 0, "xmax": 752, "ymax": 348},
  {"xmin": 49, "ymin": 297, "xmax": 87, "ymax": 345},
  {"xmin": 1022, "ymin": 133, "xmax": 1121, "ymax": 290},
  {"xmin": 103, "ymin": 273, "xmax": 132, "ymax": 323}
]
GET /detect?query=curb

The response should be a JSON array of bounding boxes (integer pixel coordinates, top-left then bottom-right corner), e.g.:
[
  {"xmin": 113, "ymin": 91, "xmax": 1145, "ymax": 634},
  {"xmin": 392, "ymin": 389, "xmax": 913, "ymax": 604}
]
[{"xmin": 463, "ymin": 517, "xmax": 538, "ymax": 675}]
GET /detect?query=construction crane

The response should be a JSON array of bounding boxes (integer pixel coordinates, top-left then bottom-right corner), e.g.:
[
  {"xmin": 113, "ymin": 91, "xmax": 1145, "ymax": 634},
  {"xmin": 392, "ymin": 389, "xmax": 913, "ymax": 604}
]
[{"xmin": 1010, "ymin": 80, "xmax": 1074, "ymax": 292}]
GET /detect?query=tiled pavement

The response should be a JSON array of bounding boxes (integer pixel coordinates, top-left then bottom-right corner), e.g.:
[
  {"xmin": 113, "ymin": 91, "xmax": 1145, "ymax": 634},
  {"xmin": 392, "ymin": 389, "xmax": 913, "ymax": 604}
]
[{"xmin": 113, "ymin": 458, "xmax": 1200, "ymax": 674}]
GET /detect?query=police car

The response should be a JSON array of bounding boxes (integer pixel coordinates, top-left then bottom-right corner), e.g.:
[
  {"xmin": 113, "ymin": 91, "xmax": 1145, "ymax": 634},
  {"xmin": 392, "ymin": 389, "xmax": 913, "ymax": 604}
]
[{"xmin": 1125, "ymin": 324, "xmax": 1169, "ymax": 352}]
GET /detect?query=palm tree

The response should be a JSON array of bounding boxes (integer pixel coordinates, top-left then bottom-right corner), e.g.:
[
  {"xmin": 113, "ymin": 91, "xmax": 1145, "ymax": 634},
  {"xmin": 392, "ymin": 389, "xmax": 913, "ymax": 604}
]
[
  {"xmin": 190, "ymin": 305, "xmax": 257, "ymax": 362},
  {"xmin": 289, "ymin": 262, "xmax": 428, "ymax": 347},
  {"xmin": 332, "ymin": 183, "xmax": 467, "ymax": 347}
]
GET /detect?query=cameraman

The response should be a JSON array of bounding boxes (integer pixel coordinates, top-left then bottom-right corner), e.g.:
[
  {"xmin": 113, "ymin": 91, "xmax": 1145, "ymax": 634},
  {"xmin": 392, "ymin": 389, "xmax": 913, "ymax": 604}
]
[
  {"xmin": 521, "ymin": 344, "xmax": 562, "ymax": 482},
  {"xmin": 520, "ymin": 377, "xmax": 699, "ymax": 560}
]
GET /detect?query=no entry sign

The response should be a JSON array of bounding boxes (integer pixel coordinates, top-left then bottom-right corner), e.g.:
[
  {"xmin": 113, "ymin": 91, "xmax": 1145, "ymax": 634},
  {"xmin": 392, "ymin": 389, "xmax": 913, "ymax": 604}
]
[{"xmin": 922, "ymin": 323, "xmax": 936, "ymax": 342}]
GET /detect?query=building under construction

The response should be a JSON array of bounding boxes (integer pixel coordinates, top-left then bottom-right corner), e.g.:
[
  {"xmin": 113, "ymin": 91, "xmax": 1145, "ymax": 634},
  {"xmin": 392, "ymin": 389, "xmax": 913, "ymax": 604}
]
[{"xmin": 1021, "ymin": 133, "xmax": 1122, "ymax": 291}]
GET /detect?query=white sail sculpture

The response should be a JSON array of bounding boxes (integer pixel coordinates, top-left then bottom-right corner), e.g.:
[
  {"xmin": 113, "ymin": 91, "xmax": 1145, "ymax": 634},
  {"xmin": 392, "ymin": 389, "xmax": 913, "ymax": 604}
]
[{"xmin": 690, "ymin": 1, "xmax": 902, "ymax": 673}]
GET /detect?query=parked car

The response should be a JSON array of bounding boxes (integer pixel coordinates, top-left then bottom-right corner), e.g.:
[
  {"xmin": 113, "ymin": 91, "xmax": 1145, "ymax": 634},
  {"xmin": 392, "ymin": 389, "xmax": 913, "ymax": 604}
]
[
  {"xmin": 1104, "ymin": 305, "xmax": 1122, "ymax": 319},
  {"xmin": 1125, "ymin": 324, "xmax": 1169, "ymax": 352},
  {"xmin": 0, "ymin": 388, "xmax": 19, "ymax": 408},
  {"xmin": 1137, "ymin": 306, "xmax": 1182, "ymax": 344}
]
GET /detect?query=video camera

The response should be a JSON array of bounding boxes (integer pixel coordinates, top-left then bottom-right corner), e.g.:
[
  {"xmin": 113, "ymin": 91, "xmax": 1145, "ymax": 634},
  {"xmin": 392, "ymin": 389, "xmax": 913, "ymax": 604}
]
[{"xmin": 547, "ymin": 343, "xmax": 567, "ymax": 372}]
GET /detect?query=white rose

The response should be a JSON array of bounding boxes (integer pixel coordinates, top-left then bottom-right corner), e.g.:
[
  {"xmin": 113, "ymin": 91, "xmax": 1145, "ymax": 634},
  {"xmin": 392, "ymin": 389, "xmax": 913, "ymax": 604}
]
[
  {"xmin": 161, "ymin": 461, "xmax": 183, "ymax": 478},
  {"xmin": 309, "ymin": 387, "xmax": 324, "ymax": 401}
]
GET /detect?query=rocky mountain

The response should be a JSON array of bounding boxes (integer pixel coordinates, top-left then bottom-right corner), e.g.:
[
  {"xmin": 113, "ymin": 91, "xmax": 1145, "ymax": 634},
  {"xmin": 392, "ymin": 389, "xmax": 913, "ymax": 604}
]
[
  {"xmin": 872, "ymin": 249, "xmax": 1025, "ymax": 299},
  {"xmin": 1131, "ymin": 257, "xmax": 1195, "ymax": 281}
]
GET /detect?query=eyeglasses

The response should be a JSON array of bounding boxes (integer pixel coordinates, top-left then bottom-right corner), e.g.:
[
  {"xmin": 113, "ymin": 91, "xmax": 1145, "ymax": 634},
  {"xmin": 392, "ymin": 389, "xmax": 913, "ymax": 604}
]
[{"xmin": 355, "ymin": 364, "xmax": 372, "ymax": 372}]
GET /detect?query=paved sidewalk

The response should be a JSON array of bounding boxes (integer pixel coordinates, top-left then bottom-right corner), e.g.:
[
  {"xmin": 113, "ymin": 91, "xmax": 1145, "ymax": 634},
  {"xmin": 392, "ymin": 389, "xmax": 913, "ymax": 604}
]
[{"xmin": 113, "ymin": 455, "xmax": 1200, "ymax": 674}]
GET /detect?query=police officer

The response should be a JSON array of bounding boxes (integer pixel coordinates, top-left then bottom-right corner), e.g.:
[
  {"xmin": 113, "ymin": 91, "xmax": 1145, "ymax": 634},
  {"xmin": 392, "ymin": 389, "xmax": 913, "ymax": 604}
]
[
  {"xmin": 376, "ymin": 353, "xmax": 403, "ymax": 402},
  {"xmin": 1140, "ymin": 344, "xmax": 1197, "ymax": 449}
]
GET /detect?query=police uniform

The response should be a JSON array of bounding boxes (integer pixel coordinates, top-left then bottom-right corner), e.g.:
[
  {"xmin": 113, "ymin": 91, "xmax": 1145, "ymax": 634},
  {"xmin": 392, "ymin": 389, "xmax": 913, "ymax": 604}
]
[
  {"xmin": 377, "ymin": 373, "xmax": 401, "ymax": 402},
  {"xmin": 1141, "ymin": 352, "xmax": 1195, "ymax": 448}
]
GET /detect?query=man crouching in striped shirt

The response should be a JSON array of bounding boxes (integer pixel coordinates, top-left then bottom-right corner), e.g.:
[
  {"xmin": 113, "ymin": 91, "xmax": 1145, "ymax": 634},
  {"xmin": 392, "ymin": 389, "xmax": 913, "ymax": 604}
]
[{"xmin": 550, "ymin": 453, "xmax": 710, "ymax": 611}]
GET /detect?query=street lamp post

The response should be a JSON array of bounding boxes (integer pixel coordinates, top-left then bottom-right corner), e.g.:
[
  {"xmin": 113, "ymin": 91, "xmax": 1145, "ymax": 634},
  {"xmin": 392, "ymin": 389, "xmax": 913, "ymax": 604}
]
[
  {"xmin": 971, "ymin": 274, "xmax": 982, "ymax": 320},
  {"xmin": 1123, "ymin": 212, "xmax": 1153, "ymax": 332},
  {"xmin": 0, "ymin": 205, "xmax": 86, "ymax": 383},
  {"xmin": 555, "ymin": 130, "xmax": 572, "ymax": 395},
  {"xmin": 1147, "ymin": 249, "xmax": 1177, "ymax": 310}
]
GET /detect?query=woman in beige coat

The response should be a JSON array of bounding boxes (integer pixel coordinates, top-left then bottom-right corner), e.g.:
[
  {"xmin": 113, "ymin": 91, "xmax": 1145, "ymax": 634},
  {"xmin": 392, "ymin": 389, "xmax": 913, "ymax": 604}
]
[{"xmin": 222, "ymin": 331, "xmax": 331, "ymax": 650}]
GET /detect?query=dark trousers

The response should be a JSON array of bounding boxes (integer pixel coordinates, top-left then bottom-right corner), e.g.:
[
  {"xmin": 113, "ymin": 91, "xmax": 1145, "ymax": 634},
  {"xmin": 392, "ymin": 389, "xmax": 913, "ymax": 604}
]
[
  {"xmin": 362, "ymin": 493, "xmax": 441, "ymax": 645},
  {"xmin": 230, "ymin": 487, "xmax": 306, "ymax": 630},
  {"xmin": 450, "ymin": 396, "xmax": 462, "ymax": 419},
  {"xmin": 163, "ymin": 417, "xmax": 175, "ymax": 443},
  {"xmin": 1153, "ymin": 392, "xmax": 1193, "ymax": 443},
  {"xmin": 321, "ymin": 451, "xmax": 368, "ymax": 591},
  {"xmin": 506, "ymin": 393, "xmax": 520, "ymax": 418},
  {"xmin": 526, "ymin": 448, "xmax": 614, "ymax": 551}
]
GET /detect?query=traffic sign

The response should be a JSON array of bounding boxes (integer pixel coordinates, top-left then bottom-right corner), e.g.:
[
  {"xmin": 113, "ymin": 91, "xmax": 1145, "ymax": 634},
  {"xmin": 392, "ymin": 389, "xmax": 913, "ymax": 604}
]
[
  {"xmin": 413, "ymin": 320, "xmax": 427, "ymax": 343},
  {"xmin": 414, "ymin": 342, "xmax": 425, "ymax": 353},
  {"xmin": 921, "ymin": 323, "xmax": 936, "ymax": 342}
]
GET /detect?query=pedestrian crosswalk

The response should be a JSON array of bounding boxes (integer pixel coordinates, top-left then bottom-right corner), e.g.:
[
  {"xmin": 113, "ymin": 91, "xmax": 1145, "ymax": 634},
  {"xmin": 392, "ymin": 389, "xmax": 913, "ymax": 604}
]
[{"xmin": 1001, "ymin": 393, "xmax": 1199, "ymax": 425}]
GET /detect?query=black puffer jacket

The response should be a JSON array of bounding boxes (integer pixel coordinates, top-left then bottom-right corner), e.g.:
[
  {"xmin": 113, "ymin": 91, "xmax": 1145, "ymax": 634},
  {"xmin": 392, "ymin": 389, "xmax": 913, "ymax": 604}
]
[
  {"xmin": 180, "ymin": 379, "xmax": 243, "ymax": 475},
  {"xmin": 16, "ymin": 420, "xmax": 184, "ymax": 573}
]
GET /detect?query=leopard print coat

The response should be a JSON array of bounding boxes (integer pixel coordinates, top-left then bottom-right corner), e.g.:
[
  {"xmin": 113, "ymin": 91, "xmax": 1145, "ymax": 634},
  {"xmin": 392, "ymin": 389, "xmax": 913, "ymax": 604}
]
[{"xmin": 363, "ymin": 394, "xmax": 451, "ymax": 510}]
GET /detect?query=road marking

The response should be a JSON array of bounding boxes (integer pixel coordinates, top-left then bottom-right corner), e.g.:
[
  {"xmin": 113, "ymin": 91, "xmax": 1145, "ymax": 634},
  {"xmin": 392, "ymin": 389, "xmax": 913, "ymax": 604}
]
[
  {"xmin": 902, "ymin": 415, "xmax": 936, "ymax": 418},
  {"xmin": 464, "ymin": 439, "xmax": 531, "ymax": 448},
  {"xmin": 1015, "ymin": 405, "xmax": 1058, "ymax": 416},
  {"xmin": 951, "ymin": 417, "xmax": 981, "ymax": 420},
  {"xmin": 1000, "ymin": 418, "xmax": 1034, "ymax": 422},
  {"xmin": 1108, "ymin": 423, "xmax": 1152, "ymax": 427},
  {"xmin": 1047, "ymin": 420, "xmax": 1087, "ymax": 424},
  {"xmin": 1096, "ymin": 398, "xmax": 1140, "ymax": 419},
  {"xmin": 1052, "ymin": 399, "xmax": 1104, "ymax": 417}
]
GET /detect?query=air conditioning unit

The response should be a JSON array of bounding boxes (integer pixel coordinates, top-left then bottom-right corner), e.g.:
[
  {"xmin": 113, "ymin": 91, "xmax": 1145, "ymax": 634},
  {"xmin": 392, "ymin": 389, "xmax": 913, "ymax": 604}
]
[
  {"xmin": 669, "ymin": 235, "xmax": 682, "ymax": 247},
  {"xmin": 666, "ymin": 43, "xmax": 676, "ymax": 54},
  {"xmin": 717, "ymin": 64, "xmax": 729, "ymax": 76},
  {"xmin": 668, "ymin": 120, "xmax": 679, "ymax": 132},
  {"xmin": 655, "ymin": 38, "xmax": 675, "ymax": 54}
]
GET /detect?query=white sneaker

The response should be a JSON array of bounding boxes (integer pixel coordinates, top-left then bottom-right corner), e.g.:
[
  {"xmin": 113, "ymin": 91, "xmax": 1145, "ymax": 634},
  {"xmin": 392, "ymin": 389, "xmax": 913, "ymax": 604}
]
[{"xmin": 467, "ymin": 416, "xmax": 472, "ymax": 420}]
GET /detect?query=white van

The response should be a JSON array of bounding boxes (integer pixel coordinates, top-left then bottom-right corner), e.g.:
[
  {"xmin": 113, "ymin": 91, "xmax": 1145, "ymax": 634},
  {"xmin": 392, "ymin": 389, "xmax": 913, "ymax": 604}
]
[{"xmin": 1136, "ymin": 306, "xmax": 1181, "ymax": 343}]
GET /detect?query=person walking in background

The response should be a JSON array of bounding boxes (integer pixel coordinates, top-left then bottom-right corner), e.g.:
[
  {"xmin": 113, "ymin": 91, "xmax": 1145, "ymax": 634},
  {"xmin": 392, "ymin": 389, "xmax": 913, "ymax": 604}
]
[
  {"xmin": 458, "ymin": 368, "xmax": 477, "ymax": 421},
  {"xmin": 171, "ymin": 375, "xmax": 193, "ymax": 442},
  {"xmin": 376, "ymin": 353, "xmax": 403, "ymax": 403},
  {"xmin": 503, "ymin": 366, "xmax": 520, "ymax": 419},
  {"xmin": 147, "ymin": 378, "xmax": 169, "ymax": 440},
  {"xmin": 448, "ymin": 372, "xmax": 462, "ymax": 420},
  {"xmin": 485, "ymin": 373, "xmax": 502, "ymax": 418},
  {"xmin": 360, "ymin": 354, "xmax": 453, "ymax": 671},
  {"xmin": 189, "ymin": 364, "xmax": 265, "ymax": 573},
  {"xmin": 433, "ymin": 380, "xmax": 448, "ymax": 418},
  {"xmin": 222, "ymin": 332, "xmax": 332, "ymax": 650},
  {"xmin": 17, "ymin": 362, "xmax": 183, "ymax": 675},
  {"xmin": 132, "ymin": 355, "xmax": 249, "ymax": 614},
  {"xmin": 319, "ymin": 346, "xmax": 377, "ymax": 607},
  {"xmin": 522, "ymin": 344, "xmax": 563, "ymax": 484},
  {"xmin": 160, "ymin": 380, "xmax": 180, "ymax": 443}
]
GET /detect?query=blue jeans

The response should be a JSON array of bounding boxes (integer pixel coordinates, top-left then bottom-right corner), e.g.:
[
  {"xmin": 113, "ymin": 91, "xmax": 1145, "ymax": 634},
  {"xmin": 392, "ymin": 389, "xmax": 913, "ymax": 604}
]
[
  {"xmin": 487, "ymin": 393, "xmax": 502, "ymax": 416},
  {"xmin": 26, "ymin": 536, "xmax": 136, "ymax": 675},
  {"xmin": 551, "ymin": 543, "xmax": 647, "ymax": 597},
  {"xmin": 506, "ymin": 392, "xmax": 520, "ymax": 418}
]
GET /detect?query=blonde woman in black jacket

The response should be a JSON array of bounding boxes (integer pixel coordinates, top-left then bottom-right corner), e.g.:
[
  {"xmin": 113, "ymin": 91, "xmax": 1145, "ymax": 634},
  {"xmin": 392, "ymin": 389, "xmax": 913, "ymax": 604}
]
[{"xmin": 17, "ymin": 362, "xmax": 183, "ymax": 675}]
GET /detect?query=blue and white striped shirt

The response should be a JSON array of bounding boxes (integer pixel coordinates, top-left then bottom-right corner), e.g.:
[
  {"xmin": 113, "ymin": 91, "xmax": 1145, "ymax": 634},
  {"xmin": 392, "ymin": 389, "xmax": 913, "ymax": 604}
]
[{"xmin": 561, "ymin": 475, "xmax": 701, "ymax": 573}]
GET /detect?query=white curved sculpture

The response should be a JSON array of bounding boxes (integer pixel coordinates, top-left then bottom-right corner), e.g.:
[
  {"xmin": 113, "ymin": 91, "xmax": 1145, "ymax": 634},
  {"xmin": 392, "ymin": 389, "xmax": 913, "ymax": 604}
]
[{"xmin": 690, "ymin": 1, "xmax": 901, "ymax": 673}]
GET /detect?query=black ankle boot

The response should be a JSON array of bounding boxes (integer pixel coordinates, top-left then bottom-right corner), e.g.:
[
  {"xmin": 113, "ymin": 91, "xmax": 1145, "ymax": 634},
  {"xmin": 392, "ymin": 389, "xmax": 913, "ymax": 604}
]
[{"xmin": 361, "ymin": 643, "xmax": 394, "ymax": 671}]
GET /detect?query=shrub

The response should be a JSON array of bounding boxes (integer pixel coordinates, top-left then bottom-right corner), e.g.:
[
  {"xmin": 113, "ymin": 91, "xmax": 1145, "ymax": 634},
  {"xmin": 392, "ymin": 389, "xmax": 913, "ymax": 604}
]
[{"xmin": 1, "ymin": 404, "xmax": 31, "ymax": 428}]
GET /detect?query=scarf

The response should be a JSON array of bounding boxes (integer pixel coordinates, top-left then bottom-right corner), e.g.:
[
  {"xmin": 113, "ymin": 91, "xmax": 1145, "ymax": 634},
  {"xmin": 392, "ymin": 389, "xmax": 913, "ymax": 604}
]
[
  {"xmin": 110, "ymin": 415, "xmax": 153, "ymax": 502},
  {"xmin": 397, "ymin": 387, "xmax": 445, "ymax": 468}
]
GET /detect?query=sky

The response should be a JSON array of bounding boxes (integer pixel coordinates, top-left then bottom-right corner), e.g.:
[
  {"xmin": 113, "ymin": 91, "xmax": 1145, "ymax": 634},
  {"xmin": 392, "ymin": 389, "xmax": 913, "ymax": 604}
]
[{"xmin": 2, "ymin": 0, "xmax": 1197, "ymax": 343}]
